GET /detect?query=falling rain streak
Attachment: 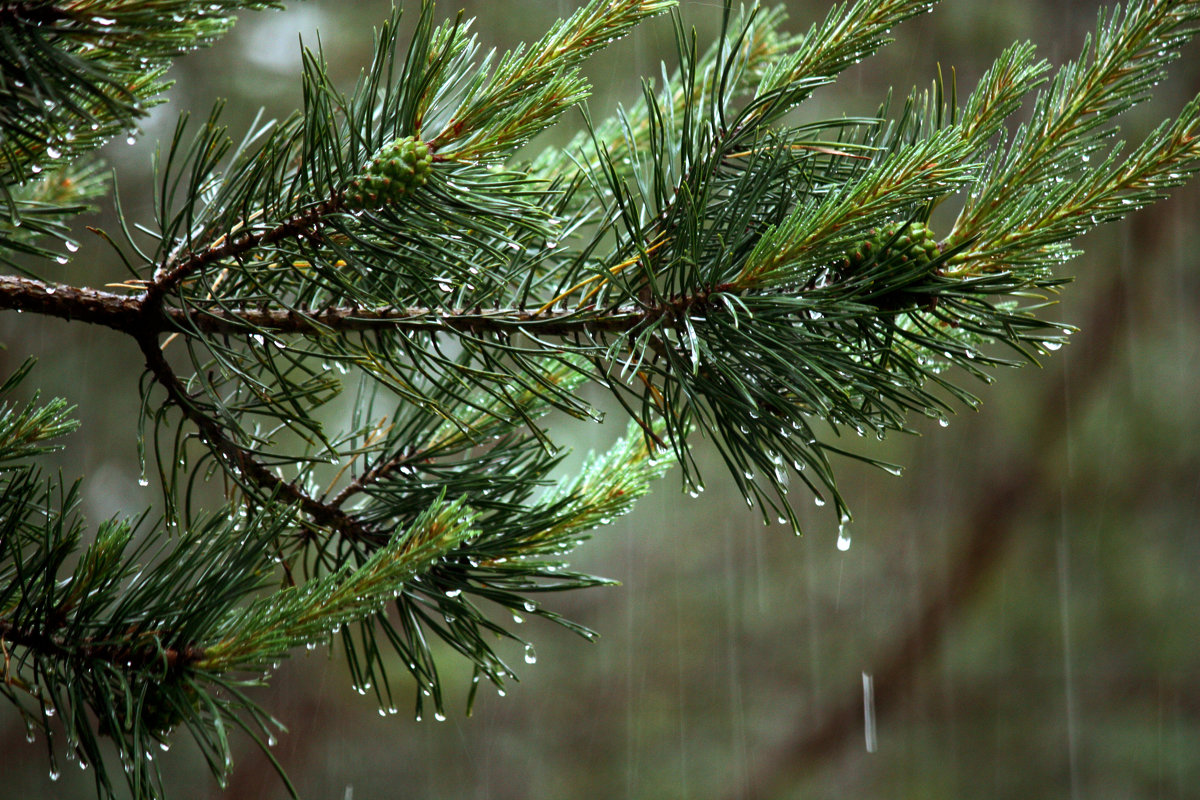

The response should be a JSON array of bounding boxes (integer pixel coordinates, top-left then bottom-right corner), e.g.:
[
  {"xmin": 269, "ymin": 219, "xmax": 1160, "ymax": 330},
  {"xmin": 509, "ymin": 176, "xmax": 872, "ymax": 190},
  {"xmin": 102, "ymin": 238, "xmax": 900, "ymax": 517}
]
[{"xmin": 862, "ymin": 672, "xmax": 878, "ymax": 753}]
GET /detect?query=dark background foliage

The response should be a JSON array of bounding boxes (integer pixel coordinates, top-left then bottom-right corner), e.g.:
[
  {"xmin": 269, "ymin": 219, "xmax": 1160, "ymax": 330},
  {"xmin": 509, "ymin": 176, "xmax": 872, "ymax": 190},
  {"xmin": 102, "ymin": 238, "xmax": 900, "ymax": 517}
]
[{"xmin": 1, "ymin": 1, "xmax": 1198, "ymax": 797}]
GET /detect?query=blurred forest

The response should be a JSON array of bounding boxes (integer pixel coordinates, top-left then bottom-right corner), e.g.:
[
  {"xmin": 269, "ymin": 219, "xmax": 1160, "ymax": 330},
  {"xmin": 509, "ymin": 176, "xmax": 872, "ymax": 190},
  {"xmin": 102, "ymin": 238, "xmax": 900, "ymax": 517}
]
[{"xmin": 2, "ymin": 0, "xmax": 1199, "ymax": 798}]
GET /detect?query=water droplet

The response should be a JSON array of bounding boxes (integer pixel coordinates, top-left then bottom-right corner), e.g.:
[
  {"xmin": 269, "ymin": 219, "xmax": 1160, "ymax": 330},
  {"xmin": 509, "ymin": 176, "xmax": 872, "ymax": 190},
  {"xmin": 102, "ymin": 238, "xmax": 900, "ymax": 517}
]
[
  {"xmin": 138, "ymin": 477, "xmax": 149, "ymax": 487},
  {"xmin": 46, "ymin": 146, "xmax": 61, "ymax": 159},
  {"xmin": 434, "ymin": 712, "xmax": 446, "ymax": 722},
  {"xmin": 524, "ymin": 644, "xmax": 537, "ymax": 664},
  {"xmin": 55, "ymin": 255, "xmax": 68, "ymax": 264},
  {"xmin": 49, "ymin": 768, "xmax": 60, "ymax": 781},
  {"xmin": 813, "ymin": 495, "xmax": 826, "ymax": 507},
  {"xmin": 938, "ymin": 416, "xmax": 949, "ymax": 428},
  {"xmin": 512, "ymin": 612, "xmax": 524, "ymax": 624},
  {"xmin": 444, "ymin": 588, "xmax": 461, "ymax": 598},
  {"xmin": 523, "ymin": 601, "xmax": 536, "ymax": 613},
  {"xmin": 65, "ymin": 241, "xmax": 79, "ymax": 252},
  {"xmin": 836, "ymin": 525, "xmax": 852, "ymax": 551}
]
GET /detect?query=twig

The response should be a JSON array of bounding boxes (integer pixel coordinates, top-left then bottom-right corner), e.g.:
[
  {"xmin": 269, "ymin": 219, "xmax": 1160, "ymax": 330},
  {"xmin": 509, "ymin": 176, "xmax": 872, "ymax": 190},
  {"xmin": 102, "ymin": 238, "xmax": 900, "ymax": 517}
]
[
  {"xmin": 0, "ymin": 274, "xmax": 707, "ymax": 338},
  {"xmin": 135, "ymin": 331, "xmax": 383, "ymax": 544}
]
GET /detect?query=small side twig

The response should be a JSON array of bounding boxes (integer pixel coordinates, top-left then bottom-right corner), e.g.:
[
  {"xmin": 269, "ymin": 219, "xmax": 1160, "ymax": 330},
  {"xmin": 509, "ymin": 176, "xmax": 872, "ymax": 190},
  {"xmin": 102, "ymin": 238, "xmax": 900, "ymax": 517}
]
[{"xmin": 135, "ymin": 331, "xmax": 383, "ymax": 544}]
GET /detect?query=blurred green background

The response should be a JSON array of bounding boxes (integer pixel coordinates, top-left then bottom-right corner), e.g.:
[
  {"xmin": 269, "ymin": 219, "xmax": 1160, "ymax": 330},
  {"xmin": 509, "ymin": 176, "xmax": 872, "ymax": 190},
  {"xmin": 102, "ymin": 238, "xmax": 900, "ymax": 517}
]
[{"xmin": 2, "ymin": 0, "xmax": 1199, "ymax": 797}]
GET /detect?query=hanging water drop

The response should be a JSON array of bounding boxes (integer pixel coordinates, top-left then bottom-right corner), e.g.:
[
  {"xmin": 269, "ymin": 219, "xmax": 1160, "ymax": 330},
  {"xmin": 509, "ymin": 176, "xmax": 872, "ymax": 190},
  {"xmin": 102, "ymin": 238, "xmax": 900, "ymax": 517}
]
[
  {"xmin": 524, "ymin": 644, "xmax": 537, "ymax": 664},
  {"xmin": 836, "ymin": 524, "xmax": 852, "ymax": 551}
]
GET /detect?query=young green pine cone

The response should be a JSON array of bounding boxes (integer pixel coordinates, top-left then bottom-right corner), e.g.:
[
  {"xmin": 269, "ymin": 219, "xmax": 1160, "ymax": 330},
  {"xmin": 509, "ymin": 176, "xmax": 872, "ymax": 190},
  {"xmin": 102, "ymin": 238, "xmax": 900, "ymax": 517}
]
[
  {"xmin": 837, "ymin": 221, "xmax": 943, "ymax": 311},
  {"xmin": 343, "ymin": 136, "xmax": 433, "ymax": 210},
  {"xmin": 841, "ymin": 221, "xmax": 941, "ymax": 273}
]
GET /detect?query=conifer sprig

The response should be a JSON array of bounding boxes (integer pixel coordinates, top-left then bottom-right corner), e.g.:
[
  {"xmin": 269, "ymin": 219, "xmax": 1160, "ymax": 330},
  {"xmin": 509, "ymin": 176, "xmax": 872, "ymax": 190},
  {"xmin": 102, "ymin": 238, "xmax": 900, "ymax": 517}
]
[
  {"xmin": 2, "ymin": 1, "xmax": 1200, "ymax": 797},
  {"xmin": 950, "ymin": 0, "xmax": 1200, "ymax": 269}
]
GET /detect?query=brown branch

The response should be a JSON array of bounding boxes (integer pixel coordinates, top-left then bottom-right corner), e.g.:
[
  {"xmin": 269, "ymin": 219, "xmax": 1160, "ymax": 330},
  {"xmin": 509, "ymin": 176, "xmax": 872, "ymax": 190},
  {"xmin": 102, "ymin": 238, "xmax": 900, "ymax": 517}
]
[
  {"xmin": 0, "ymin": 275, "xmax": 144, "ymax": 329},
  {"xmin": 0, "ymin": 273, "xmax": 681, "ymax": 338},
  {"xmin": 328, "ymin": 448, "xmax": 416, "ymax": 510},
  {"xmin": 149, "ymin": 198, "xmax": 341, "ymax": 298},
  {"xmin": 135, "ymin": 331, "xmax": 383, "ymax": 544},
  {"xmin": 0, "ymin": 253, "xmax": 709, "ymax": 546},
  {"xmin": 0, "ymin": 618, "xmax": 204, "ymax": 672}
]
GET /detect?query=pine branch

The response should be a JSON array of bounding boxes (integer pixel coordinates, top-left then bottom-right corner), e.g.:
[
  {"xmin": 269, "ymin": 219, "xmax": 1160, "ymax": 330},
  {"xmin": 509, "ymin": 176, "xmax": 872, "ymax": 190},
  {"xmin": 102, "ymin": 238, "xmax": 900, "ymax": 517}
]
[
  {"xmin": 2, "ymin": 1, "xmax": 1200, "ymax": 796},
  {"xmin": 950, "ymin": 0, "xmax": 1200, "ymax": 267},
  {"xmin": 135, "ymin": 329, "xmax": 378, "ymax": 542},
  {"xmin": 0, "ymin": 271, "xmax": 727, "ymax": 336}
]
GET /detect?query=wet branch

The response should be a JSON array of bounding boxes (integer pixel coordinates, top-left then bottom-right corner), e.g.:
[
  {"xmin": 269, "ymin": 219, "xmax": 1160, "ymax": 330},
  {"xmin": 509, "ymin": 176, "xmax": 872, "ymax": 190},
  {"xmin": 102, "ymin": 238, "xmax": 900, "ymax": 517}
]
[
  {"xmin": 0, "ymin": 617, "xmax": 205, "ymax": 671},
  {"xmin": 0, "ymin": 273, "xmax": 695, "ymax": 339},
  {"xmin": 149, "ymin": 198, "xmax": 342, "ymax": 298},
  {"xmin": 134, "ymin": 331, "xmax": 382, "ymax": 544}
]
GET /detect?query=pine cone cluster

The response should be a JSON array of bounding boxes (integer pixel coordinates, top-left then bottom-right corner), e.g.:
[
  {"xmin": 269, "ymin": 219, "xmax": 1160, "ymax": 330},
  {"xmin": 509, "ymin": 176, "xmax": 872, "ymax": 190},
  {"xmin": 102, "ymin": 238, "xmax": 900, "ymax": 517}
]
[
  {"xmin": 842, "ymin": 221, "xmax": 940, "ymax": 272},
  {"xmin": 344, "ymin": 136, "xmax": 432, "ymax": 210},
  {"xmin": 838, "ymin": 221, "xmax": 943, "ymax": 310}
]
